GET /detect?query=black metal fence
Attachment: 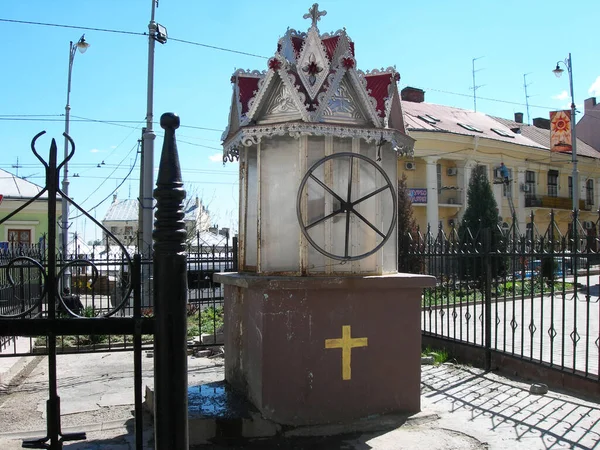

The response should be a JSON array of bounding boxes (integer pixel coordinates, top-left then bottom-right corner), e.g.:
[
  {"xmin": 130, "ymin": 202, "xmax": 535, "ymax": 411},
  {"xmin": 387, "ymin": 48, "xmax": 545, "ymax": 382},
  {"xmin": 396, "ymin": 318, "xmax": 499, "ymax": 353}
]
[
  {"xmin": 405, "ymin": 211, "xmax": 600, "ymax": 382},
  {"xmin": 0, "ymin": 238, "xmax": 236, "ymax": 357}
]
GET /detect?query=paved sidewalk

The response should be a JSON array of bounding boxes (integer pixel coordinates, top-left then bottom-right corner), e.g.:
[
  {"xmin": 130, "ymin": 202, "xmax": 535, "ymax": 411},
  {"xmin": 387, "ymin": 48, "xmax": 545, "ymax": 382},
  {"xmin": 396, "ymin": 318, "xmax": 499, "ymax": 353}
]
[{"xmin": 0, "ymin": 353, "xmax": 599, "ymax": 449}]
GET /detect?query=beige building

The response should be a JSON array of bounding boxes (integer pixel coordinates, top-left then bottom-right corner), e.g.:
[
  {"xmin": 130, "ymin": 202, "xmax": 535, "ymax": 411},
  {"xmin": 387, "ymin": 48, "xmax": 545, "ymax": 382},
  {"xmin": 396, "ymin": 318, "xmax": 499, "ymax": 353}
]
[{"xmin": 399, "ymin": 87, "xmax": 600, "ymax": 237}]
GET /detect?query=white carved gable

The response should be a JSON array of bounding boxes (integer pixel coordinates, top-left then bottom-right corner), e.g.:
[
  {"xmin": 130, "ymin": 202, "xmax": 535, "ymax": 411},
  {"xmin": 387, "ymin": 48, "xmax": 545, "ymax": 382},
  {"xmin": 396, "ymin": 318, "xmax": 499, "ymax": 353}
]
[
  {"xmin": 295, "ymin": 28, "xmax": 330, "ymax": 100},
  {"xmin": 258, "ymin": 77, "xmax": 304, "ymax": 124},
  {"xmin": 320, "ymin": 77, "xmax": 369, "ymax": 125}
]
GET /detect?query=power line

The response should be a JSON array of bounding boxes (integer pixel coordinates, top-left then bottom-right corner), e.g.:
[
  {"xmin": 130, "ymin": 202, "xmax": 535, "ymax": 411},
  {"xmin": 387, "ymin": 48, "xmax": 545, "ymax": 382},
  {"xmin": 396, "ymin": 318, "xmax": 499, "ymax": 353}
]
[
  {"xmin": 0, "ymin": 115, "xmax": 225, "ymax": 133},
  {"xmin": 0, "ymin": 17, "xmax": 268, "ymax": 59},
  {"xmin": 69, "ymin": 141, "xmax": 141, "ymax": 220},
  {"xmin": 168, "ymin": 37, "xmax": 268, "ymax": 59},
  {"xmin": 0, "ymin": 18, "xmax": 145, "ymax": 36}
]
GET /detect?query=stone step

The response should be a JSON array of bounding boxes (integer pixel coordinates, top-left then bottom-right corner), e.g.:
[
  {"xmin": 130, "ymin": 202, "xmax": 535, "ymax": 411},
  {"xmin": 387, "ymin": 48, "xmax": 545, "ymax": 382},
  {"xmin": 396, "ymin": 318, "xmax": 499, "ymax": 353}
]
[{"xmin": 144, "ymin": 381, "xmax": 280, "ymax": 445}]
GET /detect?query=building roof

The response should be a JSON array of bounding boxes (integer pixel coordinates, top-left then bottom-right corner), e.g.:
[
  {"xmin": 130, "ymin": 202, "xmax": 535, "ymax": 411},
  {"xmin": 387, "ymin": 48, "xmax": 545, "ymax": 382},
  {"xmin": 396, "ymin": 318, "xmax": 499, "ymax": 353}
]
[
  {"xmin": 195, "ymin": 230, "xmax": 233, "ymax": 248},
  {"xmin": 402, "ymin": 102, "xmax": 546, "ymax": 150},
  {"xmin": 492, "ymin": 116, "xmax": 600, "ymax": 159},
  {"xmin": 103, "ymin": 198, "xmax": 139, "ymax": 221},
  {"xmin": 222, "ymin": 5, "xmax": 414, "ymax": 160},
  {"xmin": 103, "ymin": 197, "xmax": 203, "ymax": 223},
  {"xmin": 0, "ymin": 168, "xmax": 49, "ymax": 199}
]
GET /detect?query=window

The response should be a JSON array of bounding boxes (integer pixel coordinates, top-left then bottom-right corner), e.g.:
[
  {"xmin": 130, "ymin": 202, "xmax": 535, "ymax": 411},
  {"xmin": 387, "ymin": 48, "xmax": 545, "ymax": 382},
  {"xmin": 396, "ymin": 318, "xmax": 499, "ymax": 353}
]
[
  {"xmin": 436, "ymin": 163, "xmax": 442, "ymax": 191},
  {"xmin": 568, "ymin": 176, "xmax": 573, "ymax": 199},
  {"xmin": 110, "ymin": 226, "xmax": 118, "ymax": 234},
  {"xmin": 418, "ymin": 115, "xmax": 437, "ymax": 125},
  {"xmin": 8, "ymin": 229, "xmax": 31, "ymax": 245},
  {"xmin": 491, "ymin": 128, "xmax": 515, "ymax": 138},
  {"xmin": 586, "ymin": 179, "xmax": 594, "ymax": 206},
  {"xmin": 547, "ymin": 170, "xmax": 558, "ymax": 197},
  {"xmin": 457, "ymin": 123, "xmax": 483, "ymax": 133},
  {"xmin": 526, "ymin": 170, "xmax": 536, "ymax": 195},
  {"xmin": 124, "ymin": 226, "xmax": 134, "ymax": 236}
]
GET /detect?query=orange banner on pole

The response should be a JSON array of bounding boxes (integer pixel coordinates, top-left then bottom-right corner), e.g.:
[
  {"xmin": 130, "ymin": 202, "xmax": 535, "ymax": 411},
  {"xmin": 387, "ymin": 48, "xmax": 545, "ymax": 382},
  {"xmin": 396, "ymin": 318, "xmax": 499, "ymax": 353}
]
[{"xmin": 550, "ymin": 110, "xmax": 572, "ymax": 153}]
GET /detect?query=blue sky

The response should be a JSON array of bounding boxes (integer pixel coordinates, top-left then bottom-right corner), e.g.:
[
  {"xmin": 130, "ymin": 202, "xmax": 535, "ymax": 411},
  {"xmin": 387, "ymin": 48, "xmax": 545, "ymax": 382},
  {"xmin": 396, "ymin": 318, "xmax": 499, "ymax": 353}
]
[{"xmin": 1, "ymin": 0, "xmax": 598, "ymax": 243}]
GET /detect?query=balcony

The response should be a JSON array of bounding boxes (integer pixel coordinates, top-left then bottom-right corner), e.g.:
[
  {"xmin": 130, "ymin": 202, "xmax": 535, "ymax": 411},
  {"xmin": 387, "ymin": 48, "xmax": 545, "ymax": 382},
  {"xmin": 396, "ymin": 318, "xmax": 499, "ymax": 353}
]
[
  {"xmin": 408, "ymin": 187, "xmax": 463, "ymax": 207},
  {"xmin": 438, "ymin": 187, "xmax": 463, "ymax": 207},
  {"xmin": 525, "ymin": 194, "xmax": 589, "ymax": 210}
]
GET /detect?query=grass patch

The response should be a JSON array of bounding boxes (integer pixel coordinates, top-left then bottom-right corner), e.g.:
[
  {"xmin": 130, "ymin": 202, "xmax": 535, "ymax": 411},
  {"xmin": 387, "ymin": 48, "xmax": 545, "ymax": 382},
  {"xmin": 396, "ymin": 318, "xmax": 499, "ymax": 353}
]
[
  {"xmin": 423, "ymin": 287, "xmax": 483, "ymax": 307},
  {"xmin": 422, "ymin": 347, "xmax": 450, "ymax": 365},
  {"xmin": 187, "ymin": 306, "xmax": 224, "ymax": 337},
  {"xmin": 495, "ymin": 277, "xmax": 574, "ymax": 296},
  {"xmin": 423, "ymin": 277, "xmax": 575, "ymax": 307},
  {"xmin": 35, "ymin": 304, "xmax": 226, "ymax": 349}
]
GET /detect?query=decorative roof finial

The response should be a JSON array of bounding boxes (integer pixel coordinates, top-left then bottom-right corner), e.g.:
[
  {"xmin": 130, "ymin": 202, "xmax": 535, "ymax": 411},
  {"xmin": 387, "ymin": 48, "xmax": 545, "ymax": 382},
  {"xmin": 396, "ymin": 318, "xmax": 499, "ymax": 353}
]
[{"xmin": 303, "ymin": 3, "xmax": 327, "ymax": 29}]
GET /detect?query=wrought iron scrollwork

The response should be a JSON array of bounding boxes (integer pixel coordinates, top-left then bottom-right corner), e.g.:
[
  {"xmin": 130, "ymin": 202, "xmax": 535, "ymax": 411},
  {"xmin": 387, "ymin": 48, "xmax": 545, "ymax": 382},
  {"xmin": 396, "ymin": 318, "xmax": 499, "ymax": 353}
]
[{"xmin": 0, "ymin": 131, "xmax": 134, "ymax": 319}]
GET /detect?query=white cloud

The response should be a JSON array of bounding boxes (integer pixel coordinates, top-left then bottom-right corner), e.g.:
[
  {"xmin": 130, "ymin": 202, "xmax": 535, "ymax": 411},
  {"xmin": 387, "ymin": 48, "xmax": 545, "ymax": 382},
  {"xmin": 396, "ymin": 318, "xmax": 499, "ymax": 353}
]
[
  {"xmin": 589, "ymin": 76, "xmax": 600, "ymax": 96},
  {"xmin": 110, "ymin": 145, "xmax": 117, "ymax": 149},
  {"xmin": 89, "ymin": 148, "xmax": 100, "ymax": 153},
  {"xmin": 552, "ymin": 90, "xmax": 568, "ymax": 100},
  {"xmin": 209, "ymin": 152, "xmax": 223, "ymax": 163}
]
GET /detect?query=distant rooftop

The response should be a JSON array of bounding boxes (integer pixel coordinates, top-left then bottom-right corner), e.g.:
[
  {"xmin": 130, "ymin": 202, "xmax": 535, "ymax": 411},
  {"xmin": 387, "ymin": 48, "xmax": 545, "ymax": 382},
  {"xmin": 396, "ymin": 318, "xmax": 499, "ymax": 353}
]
[
  {"xmin": 103, "ymin": 197, "xmax": 204, "ymax": 223},
  {"xmin": 400, "ymin": 86, "xmax": 600, "ymax": 159},
  {"xmin": 0, "ymin": 168, "xmax": 51, "ymax": 199}
]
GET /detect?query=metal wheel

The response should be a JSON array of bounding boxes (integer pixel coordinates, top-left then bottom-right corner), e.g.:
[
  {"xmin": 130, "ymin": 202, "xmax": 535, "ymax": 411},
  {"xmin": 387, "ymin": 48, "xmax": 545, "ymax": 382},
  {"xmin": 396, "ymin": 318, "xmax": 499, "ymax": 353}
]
[{"xmin": 296, "ymin": 152, "xmax": 397, "ymax": 261}]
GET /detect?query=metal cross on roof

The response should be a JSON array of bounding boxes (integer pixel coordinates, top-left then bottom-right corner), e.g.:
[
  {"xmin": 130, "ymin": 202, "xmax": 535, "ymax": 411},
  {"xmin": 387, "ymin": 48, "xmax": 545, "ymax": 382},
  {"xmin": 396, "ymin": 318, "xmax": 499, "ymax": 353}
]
[{"xmin": 303, "ymin": 3, "xmax": 327, "ymax": 28}]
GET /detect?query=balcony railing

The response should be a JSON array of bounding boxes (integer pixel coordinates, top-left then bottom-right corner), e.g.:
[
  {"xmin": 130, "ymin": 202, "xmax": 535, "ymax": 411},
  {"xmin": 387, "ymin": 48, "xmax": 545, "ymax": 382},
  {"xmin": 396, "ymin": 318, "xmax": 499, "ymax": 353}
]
[
  {"xmin": 525, "ymin": 194, "xmax": 589, "ymax": 210},
  {"xmin": 438, "ymin": 189, "xmax": 463, "ymax": 206}
]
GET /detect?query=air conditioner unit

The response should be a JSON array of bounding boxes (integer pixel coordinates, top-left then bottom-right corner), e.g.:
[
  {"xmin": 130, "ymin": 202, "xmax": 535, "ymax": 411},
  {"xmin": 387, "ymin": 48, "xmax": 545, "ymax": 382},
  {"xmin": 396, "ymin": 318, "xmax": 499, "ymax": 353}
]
[
  {"xmin": 584, "ymin": 221, "xmax": 594, "ymax": 230},
  {"xmin": 520, "ymin": 184, "xmax": 531, "ymax": 192},
  {"xmin": 404, "ymin": 161, "xmax": 416, "ymax": 170},
  {"xmin": 447, "ymin": 167, "xmax": 458, "ymax": 176}
]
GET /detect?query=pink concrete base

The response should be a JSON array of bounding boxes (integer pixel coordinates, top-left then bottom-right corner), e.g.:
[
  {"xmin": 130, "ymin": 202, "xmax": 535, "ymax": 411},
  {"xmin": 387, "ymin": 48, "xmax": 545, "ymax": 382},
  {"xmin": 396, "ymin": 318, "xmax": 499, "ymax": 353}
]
[{"xmin": 213, "ymin": 273, "xmax": 435, "ymax": 426}]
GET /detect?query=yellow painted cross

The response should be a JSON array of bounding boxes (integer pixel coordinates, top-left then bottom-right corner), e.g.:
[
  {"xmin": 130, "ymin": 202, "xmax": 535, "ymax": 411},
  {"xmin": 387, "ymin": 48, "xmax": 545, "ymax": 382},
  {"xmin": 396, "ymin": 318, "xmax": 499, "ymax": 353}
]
[{"xmin": 325, "ymin": 325, "xmax": 368, "ymax": 381}]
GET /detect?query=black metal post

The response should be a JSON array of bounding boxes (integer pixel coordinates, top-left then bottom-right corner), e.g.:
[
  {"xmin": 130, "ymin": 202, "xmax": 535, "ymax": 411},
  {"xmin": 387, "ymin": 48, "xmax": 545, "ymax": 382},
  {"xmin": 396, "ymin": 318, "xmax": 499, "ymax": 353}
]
[
  {"xmin": 23, "ymin": 135, "xmax": 85, "ymax": 449},
  {"xmin": 153, "ymin": 113, "xmax": 189, "ymax": 450},
  {"xmin": 133, "ymin": 254, "xmax": 143, "ymax": 450},
  {"xmin": 483, "ymin": 227, "xmax": 492, "ymax": 371},
  {"xmin": 232, "ymin": 236, "xmax": 238, "ymax": 272}
]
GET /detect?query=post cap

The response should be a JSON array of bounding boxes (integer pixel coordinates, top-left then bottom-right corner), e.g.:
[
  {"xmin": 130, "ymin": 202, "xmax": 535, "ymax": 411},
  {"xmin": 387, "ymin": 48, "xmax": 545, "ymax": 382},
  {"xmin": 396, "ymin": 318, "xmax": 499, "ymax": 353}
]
[{"xmin": 160, "ymin": 113, "xmax": 180, "ymax": 130}]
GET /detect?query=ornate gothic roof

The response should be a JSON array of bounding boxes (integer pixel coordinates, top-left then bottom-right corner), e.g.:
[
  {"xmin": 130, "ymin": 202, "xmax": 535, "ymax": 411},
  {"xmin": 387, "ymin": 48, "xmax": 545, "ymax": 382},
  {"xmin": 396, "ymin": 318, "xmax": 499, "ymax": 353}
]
[{"xmin": 222, "ymin": 4, "xmax": 413, "ymax": 162}]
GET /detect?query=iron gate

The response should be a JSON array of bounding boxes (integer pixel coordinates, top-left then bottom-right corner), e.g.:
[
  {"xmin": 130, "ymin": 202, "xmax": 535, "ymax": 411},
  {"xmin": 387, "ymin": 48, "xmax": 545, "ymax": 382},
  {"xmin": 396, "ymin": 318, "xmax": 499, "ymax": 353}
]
[{"xmin": 0, "ymin": 113, "xmax": 191, "ymax": 449}]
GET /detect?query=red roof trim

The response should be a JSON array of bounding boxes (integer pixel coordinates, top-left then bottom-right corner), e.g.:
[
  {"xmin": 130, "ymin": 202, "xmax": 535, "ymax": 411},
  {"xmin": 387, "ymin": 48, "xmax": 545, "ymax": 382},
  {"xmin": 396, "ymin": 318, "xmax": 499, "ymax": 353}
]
[
  {"xmin": 321, "ymin": 36, "xmax": 339, "ymax": 60},
  {"xmin": 365, "ymin": 74, "xmax": 393, "ymax": 118},
  {"xmin": 291, "ymin": 37, "xmax": 304, "ymax": 59},
  {"xmin": 237, "ymin": 77, "xmax": 260, "ymax": 115}
]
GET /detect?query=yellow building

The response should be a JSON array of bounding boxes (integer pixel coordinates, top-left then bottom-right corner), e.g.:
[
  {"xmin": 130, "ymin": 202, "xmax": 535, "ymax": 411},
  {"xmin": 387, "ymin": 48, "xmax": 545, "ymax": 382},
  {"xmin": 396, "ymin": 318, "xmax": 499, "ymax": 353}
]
[{"xmin": 399, "ymin": 87, "xmax": 600, "ymax": 237}]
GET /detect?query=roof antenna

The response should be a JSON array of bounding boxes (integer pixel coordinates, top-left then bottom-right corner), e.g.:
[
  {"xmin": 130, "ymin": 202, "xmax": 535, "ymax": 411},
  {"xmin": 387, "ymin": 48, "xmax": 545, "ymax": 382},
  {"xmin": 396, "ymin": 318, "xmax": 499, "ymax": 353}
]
[
  {"xmin": 470, "ymin": 56, "xmax": 485, "ymax": 112},
  {"xmin": 523, "ymin": 73, "xmax": 533, "ymax": 125}
]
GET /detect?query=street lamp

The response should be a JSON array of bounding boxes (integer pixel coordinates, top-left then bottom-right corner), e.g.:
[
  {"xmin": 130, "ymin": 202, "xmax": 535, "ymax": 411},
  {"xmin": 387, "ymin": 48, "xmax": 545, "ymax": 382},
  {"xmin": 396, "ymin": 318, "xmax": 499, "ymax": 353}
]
[
  {"xmin": 62, "ymin": 34, "xmax": 89, "ymax": 289},
  {"xmin": 552, "ymin": 53, "xmax": 578, "ymax": 215}
]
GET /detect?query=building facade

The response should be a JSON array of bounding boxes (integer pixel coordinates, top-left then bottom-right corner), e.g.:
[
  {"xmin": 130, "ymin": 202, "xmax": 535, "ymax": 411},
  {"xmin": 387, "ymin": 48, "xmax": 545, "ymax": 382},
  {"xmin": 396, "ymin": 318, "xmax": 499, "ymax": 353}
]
[
  {"xmin": 400, "ymin": 87, "xmax": 600, "ymax": 237},
  {"xmin": 0, "ymin": 169, "xmax": 59, "ymax": 247}
]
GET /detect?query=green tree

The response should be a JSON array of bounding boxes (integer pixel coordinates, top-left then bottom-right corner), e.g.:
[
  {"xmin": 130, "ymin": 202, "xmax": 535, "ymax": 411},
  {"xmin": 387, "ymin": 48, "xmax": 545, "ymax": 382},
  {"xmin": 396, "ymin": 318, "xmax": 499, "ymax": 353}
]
[
  {"xmin": 460, "ymin": 165, "xmax": 505, "ymax": 279},
  {"xmin": 397, "ymin": 174, "xmax": 424, "ymax": 273},
  {"xmin": 461, "ymin": 165, "xmax": 499, "ymax": 231}
]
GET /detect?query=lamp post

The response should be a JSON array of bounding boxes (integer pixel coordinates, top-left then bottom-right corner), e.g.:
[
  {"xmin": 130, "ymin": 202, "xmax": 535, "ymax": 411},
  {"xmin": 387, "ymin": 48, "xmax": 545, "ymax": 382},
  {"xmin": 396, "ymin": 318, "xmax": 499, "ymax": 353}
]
[
  {"xmin": 62, "ymin": 34, "xmax": 89, "ymax": 290},
  {"xmin": 552, "ymin": 53, "xmax": 578, "ymax": 214},
  {"xmin": 140, "ymin": 0, "xmax": 167, "ymax": 306}
]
